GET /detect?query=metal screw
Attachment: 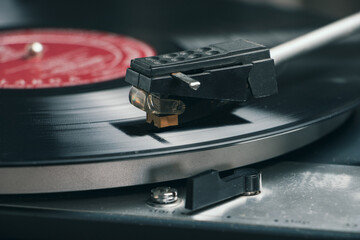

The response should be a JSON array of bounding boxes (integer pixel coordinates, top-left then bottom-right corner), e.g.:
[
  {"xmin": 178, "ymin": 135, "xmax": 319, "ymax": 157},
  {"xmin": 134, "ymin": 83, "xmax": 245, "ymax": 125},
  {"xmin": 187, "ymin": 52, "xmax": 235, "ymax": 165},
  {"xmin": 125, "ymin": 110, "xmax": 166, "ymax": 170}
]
[{"xmin": 150, "ymin": 187, "xmax": 178, "ymax": 204}]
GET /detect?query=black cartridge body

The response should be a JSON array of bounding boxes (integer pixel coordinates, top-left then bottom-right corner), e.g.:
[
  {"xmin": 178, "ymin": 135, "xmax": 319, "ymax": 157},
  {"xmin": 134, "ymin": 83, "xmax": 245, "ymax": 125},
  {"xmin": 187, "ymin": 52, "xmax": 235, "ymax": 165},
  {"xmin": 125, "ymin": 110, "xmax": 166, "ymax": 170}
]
[{"xmin": 125, "ymin": 39, "xmax": 277, "ymax": 102}]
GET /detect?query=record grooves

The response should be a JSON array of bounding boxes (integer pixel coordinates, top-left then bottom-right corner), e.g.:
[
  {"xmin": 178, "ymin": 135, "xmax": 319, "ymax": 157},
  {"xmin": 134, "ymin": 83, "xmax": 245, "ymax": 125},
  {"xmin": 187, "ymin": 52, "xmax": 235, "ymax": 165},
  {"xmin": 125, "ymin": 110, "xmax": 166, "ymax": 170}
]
[
  {"xmin": 1, "ymin": 65, "xmax": 360, "ymax": 193},
  {"xmin": 2, "ymin": 71, "xmax": 360, "ymax": 164}
]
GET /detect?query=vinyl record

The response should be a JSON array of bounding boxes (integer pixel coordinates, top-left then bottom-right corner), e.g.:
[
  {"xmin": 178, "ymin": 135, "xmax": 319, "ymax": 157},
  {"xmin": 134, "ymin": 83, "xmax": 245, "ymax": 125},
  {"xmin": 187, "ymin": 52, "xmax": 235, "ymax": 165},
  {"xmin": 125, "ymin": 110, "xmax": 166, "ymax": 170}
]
[{"xmin": 1, "ymin": 51, "xmax": 360, "ymax": 193}]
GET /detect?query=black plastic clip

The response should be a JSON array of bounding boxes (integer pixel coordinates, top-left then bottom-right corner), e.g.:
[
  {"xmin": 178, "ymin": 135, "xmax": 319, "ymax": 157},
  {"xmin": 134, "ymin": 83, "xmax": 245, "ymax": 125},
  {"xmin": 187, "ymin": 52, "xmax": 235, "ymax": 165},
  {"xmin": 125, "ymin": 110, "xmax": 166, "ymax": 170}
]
[{"xmin": 185, "ymin": 168, "xmax": 261, "ymax": 211}]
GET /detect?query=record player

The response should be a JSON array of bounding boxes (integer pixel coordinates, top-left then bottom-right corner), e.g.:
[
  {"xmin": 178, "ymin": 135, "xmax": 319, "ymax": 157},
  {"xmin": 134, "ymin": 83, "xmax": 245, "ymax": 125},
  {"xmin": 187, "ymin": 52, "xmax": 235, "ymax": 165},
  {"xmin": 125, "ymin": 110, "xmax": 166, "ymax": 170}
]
[{"xmin": 0, "ymin": 0, "xmax": 360, "ymax": 239}]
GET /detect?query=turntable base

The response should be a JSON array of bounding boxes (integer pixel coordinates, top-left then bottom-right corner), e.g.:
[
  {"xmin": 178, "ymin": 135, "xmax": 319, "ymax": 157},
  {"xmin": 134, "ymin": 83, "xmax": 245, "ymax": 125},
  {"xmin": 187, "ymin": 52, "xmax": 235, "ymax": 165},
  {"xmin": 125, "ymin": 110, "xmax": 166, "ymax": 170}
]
[{"xmin": 1, "ymin": 161, "xmax": 359, "ymax": 239}]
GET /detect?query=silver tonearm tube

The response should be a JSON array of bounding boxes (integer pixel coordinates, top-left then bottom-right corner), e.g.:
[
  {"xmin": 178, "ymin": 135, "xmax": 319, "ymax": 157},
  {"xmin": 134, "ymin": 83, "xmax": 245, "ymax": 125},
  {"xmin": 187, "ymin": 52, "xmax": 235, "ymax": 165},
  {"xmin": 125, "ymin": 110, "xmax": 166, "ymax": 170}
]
[{"xmin": 270, "ymin": 11, "xmax": 360, "ymax": 65}]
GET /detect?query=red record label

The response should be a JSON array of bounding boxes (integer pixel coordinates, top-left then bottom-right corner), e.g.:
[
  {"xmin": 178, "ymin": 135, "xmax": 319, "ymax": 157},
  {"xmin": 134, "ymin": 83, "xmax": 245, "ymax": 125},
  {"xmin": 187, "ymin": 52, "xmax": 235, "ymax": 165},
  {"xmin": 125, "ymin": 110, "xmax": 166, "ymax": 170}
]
[{"xmin": 0, "ymin": 29, "xmax": 156, "ymax": 89}]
